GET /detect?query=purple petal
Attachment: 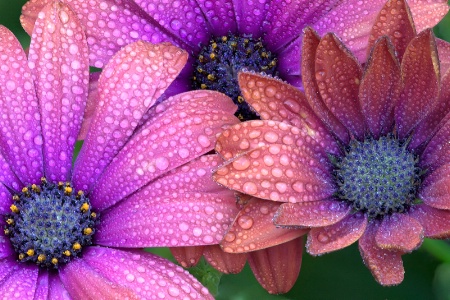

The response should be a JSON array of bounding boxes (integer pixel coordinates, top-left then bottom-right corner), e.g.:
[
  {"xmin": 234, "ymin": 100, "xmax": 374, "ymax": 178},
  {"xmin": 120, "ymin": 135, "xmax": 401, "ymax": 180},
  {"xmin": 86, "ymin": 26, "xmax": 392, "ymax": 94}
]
[
  {"xmin": 33, "ymin": 272, "xmax": 49, "ymax": 300},
  {"xmin": 29, "ymin": 2, "xmax": 89, "ymax": 182},
  {"xmin": 419, "ymin": 113, "xmax": 450, "ymax": 170},
  {"xmin": 21, "ymin": 0, "xmax": 175, "ymax": 68},
  {"xmin": 77, "ymin": 72, "xmax": 100, "ymax": 141},
  {"xmin": 419, "ymin": 164, "xmax": 450, "ymax": 210},
  {"xmin": 0, "ymin": 151, "xmax": 22, "ymax": 214},
  {"xmin": 48, "ymin": 274, "xmax": 71, "ymax": 299},
  {"xmin": 233, "ymin": 0, "xmax": 269, "ymax": 36},
  {"xmin": 0, "ymin": 26, "xmax": 43, "ymax": 185},
  {"xmin": 134, "ymin": 0, "xmax": 211, "ymax": 51},
  {"xmin": 195, "ymin": 0, "xmax": 237, "ymax": 36},
  {"xmin": 0, "ymin": 258, "xmax": 39, "ymax": 300},
  {"xmin": 72, "ymin": 41, "xmax": 188, "ymax": 193},
  {"xmin": 89, "ymin": 91, "xmax": 238, "ymax": 211},
  {"xmin": 95, "ymin": 155, "xmax": 239, "ymax": 247},
  {"xmin": 0, "ymin": 222, "xmax": 14, "ymax": 259},
  {"xmin": 79, "ymin": 247, "xmax": 213, "ymax": 299}
]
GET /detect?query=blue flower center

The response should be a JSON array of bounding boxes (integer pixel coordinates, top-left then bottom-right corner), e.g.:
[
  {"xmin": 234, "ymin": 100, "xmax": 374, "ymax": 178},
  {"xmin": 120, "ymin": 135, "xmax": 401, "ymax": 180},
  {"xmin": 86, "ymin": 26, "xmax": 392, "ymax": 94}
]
[
  {"xmin": 4, "ymin": 178, "xmax": 97, "ymax": 269},
  {"xmin": 192, "ymin": 34, "xmax": 278, "ymax": 121},
  {"xmin": 333, "ymin": 135, "xmax": 421, "ymax": 218}
]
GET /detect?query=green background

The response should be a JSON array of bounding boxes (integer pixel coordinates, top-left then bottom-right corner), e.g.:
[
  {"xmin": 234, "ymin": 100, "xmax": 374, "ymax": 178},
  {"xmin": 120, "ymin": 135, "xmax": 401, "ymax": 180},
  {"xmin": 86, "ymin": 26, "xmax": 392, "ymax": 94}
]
[{"xmin": 2, "ymin": 1, "xmax": 450, "ymax": 299}]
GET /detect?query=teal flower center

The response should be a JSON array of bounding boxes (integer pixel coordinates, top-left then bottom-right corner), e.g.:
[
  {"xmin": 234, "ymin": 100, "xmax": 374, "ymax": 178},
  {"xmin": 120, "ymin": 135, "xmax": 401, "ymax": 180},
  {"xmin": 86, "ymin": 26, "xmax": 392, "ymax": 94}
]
[
  {"xmin": 5, "ymin": 178, "xmax": 97, "ymax": 269},
  {"xmin": 192, "ymin": 34, "xmax": 278, "ymax": 121},
  {"xmin": 333, "ymin": 135, "xmax": 421, "ymax": 218}
]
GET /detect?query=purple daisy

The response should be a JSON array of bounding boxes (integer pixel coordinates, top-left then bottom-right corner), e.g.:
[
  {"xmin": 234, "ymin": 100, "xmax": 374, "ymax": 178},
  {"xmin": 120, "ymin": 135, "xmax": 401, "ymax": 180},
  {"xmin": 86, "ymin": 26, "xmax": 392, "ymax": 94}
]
[
  {"xmin": 214, "ymin": 0, "xmax": 450, "ymax": 286},
  {"xmin": 20, "ymin": 0, "xmax": 448, "ymax": 120},
  {"xmin": 0, "ymin": 2, "xmax": 239, "ymax": 298}
]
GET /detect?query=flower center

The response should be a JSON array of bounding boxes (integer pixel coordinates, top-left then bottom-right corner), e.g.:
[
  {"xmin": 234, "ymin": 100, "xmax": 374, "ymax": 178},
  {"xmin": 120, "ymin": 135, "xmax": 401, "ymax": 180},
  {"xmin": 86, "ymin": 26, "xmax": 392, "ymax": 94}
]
[
  {"xmin": 4, "ymin": 178, "xmax": 97, "ymax": 269},
  {"xmin": 192, "ymin": 34, "xmax": 278, "ymax": 121},
  {"xmin": 333, "ymin": 135, "xmax": 421, "ymax": 218}
]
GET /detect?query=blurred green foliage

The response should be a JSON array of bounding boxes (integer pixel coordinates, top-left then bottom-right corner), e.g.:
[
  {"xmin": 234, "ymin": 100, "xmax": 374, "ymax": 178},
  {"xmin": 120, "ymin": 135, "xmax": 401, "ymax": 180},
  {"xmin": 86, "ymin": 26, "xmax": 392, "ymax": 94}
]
[{"xmin": 3, "ymin": 1, "xmax": 450, "ymax": 299}]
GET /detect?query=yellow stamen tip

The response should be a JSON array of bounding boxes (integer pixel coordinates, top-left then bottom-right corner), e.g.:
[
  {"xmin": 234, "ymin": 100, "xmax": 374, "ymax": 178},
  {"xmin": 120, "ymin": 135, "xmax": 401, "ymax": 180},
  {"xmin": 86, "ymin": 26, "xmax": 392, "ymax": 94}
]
[
  {"xmin": 90, "ymin": 212, "xmax": 97, "ymax": 218},
  {"xmin": 63, "ymin": 250, "xmax": 71, "ymax": 257},
  {"xmin": 80, "ymin": 202, "xmax": 89, "ymax": 212},
  {"xmin": 12, "ymin": 195, "xmax": 19, "ymax": 201},
  {"xmin": 37, "ymin": 254, "xmax": 46, "ymax": 262},
  {"xmin": 10, "ymin": 204, "xmax": 19, "ymax": 213},
  {"xmin": 51, "ymin": 258, "xmax": 58, "ymax": 265},
  {"xmin": 27, "ymin": 249, "xmax": 35, "ymax": 256},
  {"xmin": 18, "ymin": 253, "xmax": 25, "ymax": 260},
  {"xmin": 6, "ymin": 218, "xmax": 14, "ymax": 225},
  {"xmin": 72, "ymin": 242, "xmax": 81, "ymax": 251},
  {"xmin": 64, "ymin": 186, "xmax": 73, "ymax": 195},
  {"xmin": 83, "ymin": 228, "xmax": 93, "ymax": 235}
]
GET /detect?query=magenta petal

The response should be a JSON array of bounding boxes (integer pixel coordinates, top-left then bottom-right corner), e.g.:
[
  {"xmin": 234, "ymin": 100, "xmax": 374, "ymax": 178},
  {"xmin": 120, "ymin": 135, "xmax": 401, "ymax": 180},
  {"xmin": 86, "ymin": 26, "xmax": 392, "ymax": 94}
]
[
  {"xmin": 195, "ymin": 0, "xmax": 237, "ymax": 36},
  {"xmin": 359, "ymin": 221, "xmax": 404, "ymax": 286},
  {"xmin": 89, "ymin": 91, "xmax": 238, "ymax": 210},
  {"xmin": 359, "ymin": 37, "xmax": 401, "ymax": 138},
  {"xmin": 307, "ymin": 213, "xmax": 368, "ymax": 255},
  {"xmin": 315, "ymin": 33, "xmax": 366, "ymax": 140},
  {"xmin": 0, "ymin": 258, "xmax": 39, "ymax": 299},
  {"xmin": 72, "ymin": 41, "xmax": 188, "ymax": 193},
  {"xmin": 214, "ymin": 143, "xmax": 335, "ymax": 203},
  {"xmin": 419, "ymin": 165, "xmax": 450, "ymax": 210},
  {"xmin": 0, "ymin": 258, "xmax": 20, "ymax": 281},
  {"xmin": 375, "ymin": 213, "xmax": 423, "ymax": 252},
  {"xmin": 409, "ymin": 204, "xmax": 450, "ymax": 238},
  {"xmin": 395, "ymin": 29, "xmax": 440, "ymax": 139},
  {"xmin": 0, "ymin": 26, "xmax": 43, "ymax": 185},
  {"xmin": 0, "ymin": 152, "xmax": 22, "ymax": 214},
  {"xmin": 233, "ymin": 0, "xmax": 269, "ymax": 36},
  {"xmin": 134, "ymin": 0, "xmax": 210, "ymax": 50},
  {"xmin": 33, "ymin": 272, "xmax": 49, "ymax": 300},
  {"xmin": 420, "ymin": 115, "xmax": 450, "ymax": 170},
  {"xmin": 49, "ymin": 274, "xmax": 70, "ymax": 299},
  {"xmin": 95, "ymin": 155, "xmax": 239, "ymax": 247},
  {"xmin": 275, "ymin": 200, "xmax": 351, "ymax": 227},
  {"xmin": 79, "ymin": 247, "xmax": 212, "ymax": 299},
  {"xmin": 22, "ymin": 0, "xmax": 174, "ymax": 68},
  {"xmin": 29, "ymin": 2, "xmax": 89, "ymax": 182}
]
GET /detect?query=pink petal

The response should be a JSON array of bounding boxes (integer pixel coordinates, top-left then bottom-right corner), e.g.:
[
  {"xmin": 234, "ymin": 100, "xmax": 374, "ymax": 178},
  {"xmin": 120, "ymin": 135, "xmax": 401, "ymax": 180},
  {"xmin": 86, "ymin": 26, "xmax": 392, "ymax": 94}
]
[
  {"xmin": 72, "ymin": 41, "xmax": 188, "ymax": 193},
  {"xmin": 215, "ymin": 143, "xmax": 335, "ymax": 203},
  {"xmin": 77, "ymin": 72, "xmax": 100, "ymax": 140},
  {"xmin": 359, "ymin": 221, "xmax": 404, "ymax": 286},
  {"xmin": 170, "ymin": 246, "xmax": 204, "ymax": 268},
  {"xmin": 315, "ymin": 33, "xmax": 366, "ymax": 140},
  {"xmin": 367, "ymin": 0, "xmax": 416, "ymax": 61},
  {"xmin": 301, "ymin": 27, "xmax": 350, "ymax": 144},
  {"xmin": 437, "ymin": 38, "xmax": 450, "ymax": 75},
  {"xmin": 312, "ymin": 0, "xmax": 449, "ymax": 63},
  {"xmin": 307, "ymin": 212, "xmax": 368, "ymax": 255},
  {"xmin": 203, "ymin": 245, "xmax": 247, "ymax": 274},
  {"xmin": 76, "ymin": 247, "xmax": 212, "ymax": 299},
  {"xmin": 220, "ymin": 198, "xmax": 308, "ymax": 254},
  {"xmin": 21, "ymin": 0, "xmax": 174, "ymax": 68},
  {"xmin": 420, "ymin": 113, "xmax": 450, "ymax": 170},
  {"xmin": 95, "ymin": 155, "xmax": 240, "ymax": 247},
  {"xmin": 248, "ymin": 237, "xmax": 303, "ymax": 294},
  {"xmin": 419, "ymin": 165, "xmax": 450, "ymax": 210},
  {"xmin": 29, "ymin": 2, "xmax": 89, "ymax": 182},
  {"xmin": 359, "ymin": 37, "xmax": 402, "ymax": 138},
  {"xmin": 375, "ymin": 213, "xmax": 424, "ymax": 252},
  {"xmin": 274, "ymin": 199, "xmax": 352, "ymax": 227},
  {"xmin": 195, "ymin": 0, "xmax": 237, "ymax": 36},
  {"xmin": 238, "ymin": 72, "xmax": 340, "ymax": 156},
  {"xmin": 0, "ymin": 259, "xmax": 39, "ymax": 299},
  {"xmin": 0, "ymin": 26, "xmax": 43, "ymax": 185},
  {"xmin": 233, "ymin": 0, "xmax": 269, "ymax": 36},
  {"xmin": 409, "ymin": 204, "xmax": 450, "ymax": 238},
  {"xmin": 133, "ymin": 0, "xmax": 210, "ymax": 51},
  {"xmin": 89, "ymin": 91, "xmax": 238, "ymax": 210},
  {"xmin": 395, "ymin": 29, "xmax": 440, "ymax": 139}
]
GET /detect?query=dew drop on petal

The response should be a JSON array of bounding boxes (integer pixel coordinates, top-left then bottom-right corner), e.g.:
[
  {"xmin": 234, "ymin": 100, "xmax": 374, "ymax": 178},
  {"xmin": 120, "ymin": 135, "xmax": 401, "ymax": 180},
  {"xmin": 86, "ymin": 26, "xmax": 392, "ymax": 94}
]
[{"xmin": 237, "ymin": 215, "xmax": 254, "ymax": 230}]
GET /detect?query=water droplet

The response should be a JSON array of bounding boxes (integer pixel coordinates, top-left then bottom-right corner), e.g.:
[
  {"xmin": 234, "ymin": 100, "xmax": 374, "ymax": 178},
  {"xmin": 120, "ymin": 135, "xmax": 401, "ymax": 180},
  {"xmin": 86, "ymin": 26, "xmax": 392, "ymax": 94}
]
[{"xmin": 237, "ymin": 215, "xmax": 254, "ymax": 230}]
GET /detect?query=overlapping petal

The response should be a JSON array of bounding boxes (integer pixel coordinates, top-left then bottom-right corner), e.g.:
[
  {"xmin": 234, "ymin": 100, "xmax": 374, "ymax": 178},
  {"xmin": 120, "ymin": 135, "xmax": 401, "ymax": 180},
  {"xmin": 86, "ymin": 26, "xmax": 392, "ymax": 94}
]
[
  {"xmin": 170, "ymin": 246, "xmax": 204, "ymax": 268},
  {"xmin": 419, "ymin": 165, "xmax": 450, "ymax": 209},
  {"xmin": 203, "ymin": 245, "xmax": 247, "ymax": 274},
  {"xmin": 409, "ymin": 204, "xmax": 450, "ymax": 238},
  {"xmin": 0, "ymin": 259, "xmax": 39, "ymax": 299}
]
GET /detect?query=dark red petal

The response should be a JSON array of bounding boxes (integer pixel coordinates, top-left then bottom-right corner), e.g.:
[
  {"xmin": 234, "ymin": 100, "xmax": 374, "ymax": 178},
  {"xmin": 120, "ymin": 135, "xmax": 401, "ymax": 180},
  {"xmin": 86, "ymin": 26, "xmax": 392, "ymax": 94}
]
[
  {"xmin": 220, "ymin": 198, "xmax": 308, "ymax": 253},
  {"xmin": 315, "ymin": 33, "xmax": 366, "ymax": 140},
  {"xmin": 437, "ymin": 38, "xmax": 450, "ymax": 75},
  {"xmin": 248, "ymin": 237, "xmax": 303, "ymax": 294},
  {"xmin": 214, "ymin": 143, "xmax": 335, "ymax": 203},
  {"xmin": 170, "ymin": 246, "xmax": 204, "ymax": 268},
  {"xmin": 203, "ymin": 245, "xmax": 247, "ymax": 274},
  {"xmin": 367, "ymin": 0, "xmax": 416, "ymax": 61},
  {"xmin": 238, "ymin": 71, "xmax": 340, "ymax": 156},
  {"xmin": 307, "ymin": 213, "xmax": 368, "ymax": 255},
  {"xmin": 359, "ymin": 37, "xmax": 402, "ymax": 138},
  {"xmin": 359, "ymin": 221, "xmax": 404, "ymax": 286},
  {"xmin": 420, "ymin": 114, "xmax": 450, "ymax": 170},
  {"xmin": 419, "ymin": 165, "xmax": 450, "ymax": 210},
  {"xmin": 409, "ymin": 204, "xmax": 450, "ymax": 239},
  {"xmin": 301, "ymin": 27, "xmax": 350, "ymax": 144},
  {"xmin": 274, "ymin": 199, "xmax": 351, "ymax": 227},
  {"xmin": 375, "ymin": 213, "xmax": 423, "ymax": 252},
  {"xmin": 395, "ymin": 29, "xmax": 440, "ymax": 139}
]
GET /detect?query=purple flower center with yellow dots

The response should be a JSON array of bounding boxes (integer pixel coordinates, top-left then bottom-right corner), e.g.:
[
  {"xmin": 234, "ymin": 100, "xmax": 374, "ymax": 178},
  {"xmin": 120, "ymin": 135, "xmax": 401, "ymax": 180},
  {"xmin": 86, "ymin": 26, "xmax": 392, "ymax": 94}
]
[
  {"xmin": 333, "ymin": 135, "xmax": 422, "ymax": 219},
  {"xmin": 4, "ymin": 178, "xmax": 97, "ymax": 269},
  {"xmin": 192, "ymin": 34, "xmax": 278, "ymax": 121}
]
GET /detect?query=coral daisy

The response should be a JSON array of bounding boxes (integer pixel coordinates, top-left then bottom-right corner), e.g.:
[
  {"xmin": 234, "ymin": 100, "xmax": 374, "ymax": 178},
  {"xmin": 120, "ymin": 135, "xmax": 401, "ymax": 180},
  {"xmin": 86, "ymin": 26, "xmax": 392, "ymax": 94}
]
[
  {"xmin": 0, "ymin": 2, "xmax": 239, "ymax": 298},
  {"xmin": 20, "ymin": 0, "xmax": 449, "ymax": 120},
  {"xmin": 214, "ymin": 0, "xmax": 450, "ymax": 287}
]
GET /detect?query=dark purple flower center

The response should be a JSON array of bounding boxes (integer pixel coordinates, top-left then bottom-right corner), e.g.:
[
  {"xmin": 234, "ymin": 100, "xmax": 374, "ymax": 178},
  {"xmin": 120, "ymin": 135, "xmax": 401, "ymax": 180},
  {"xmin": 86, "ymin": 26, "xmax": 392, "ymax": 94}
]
[
  {"xmin": 333, "ymin": 135, "xmax": 422, "ymax": 219},
  {"xmin": 4, "ymin": 178, "xmax": 97, "ymax": 269},
  {"xmin": 192, "ymin": 34, "xmax": 278, "ymax": 121}
]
